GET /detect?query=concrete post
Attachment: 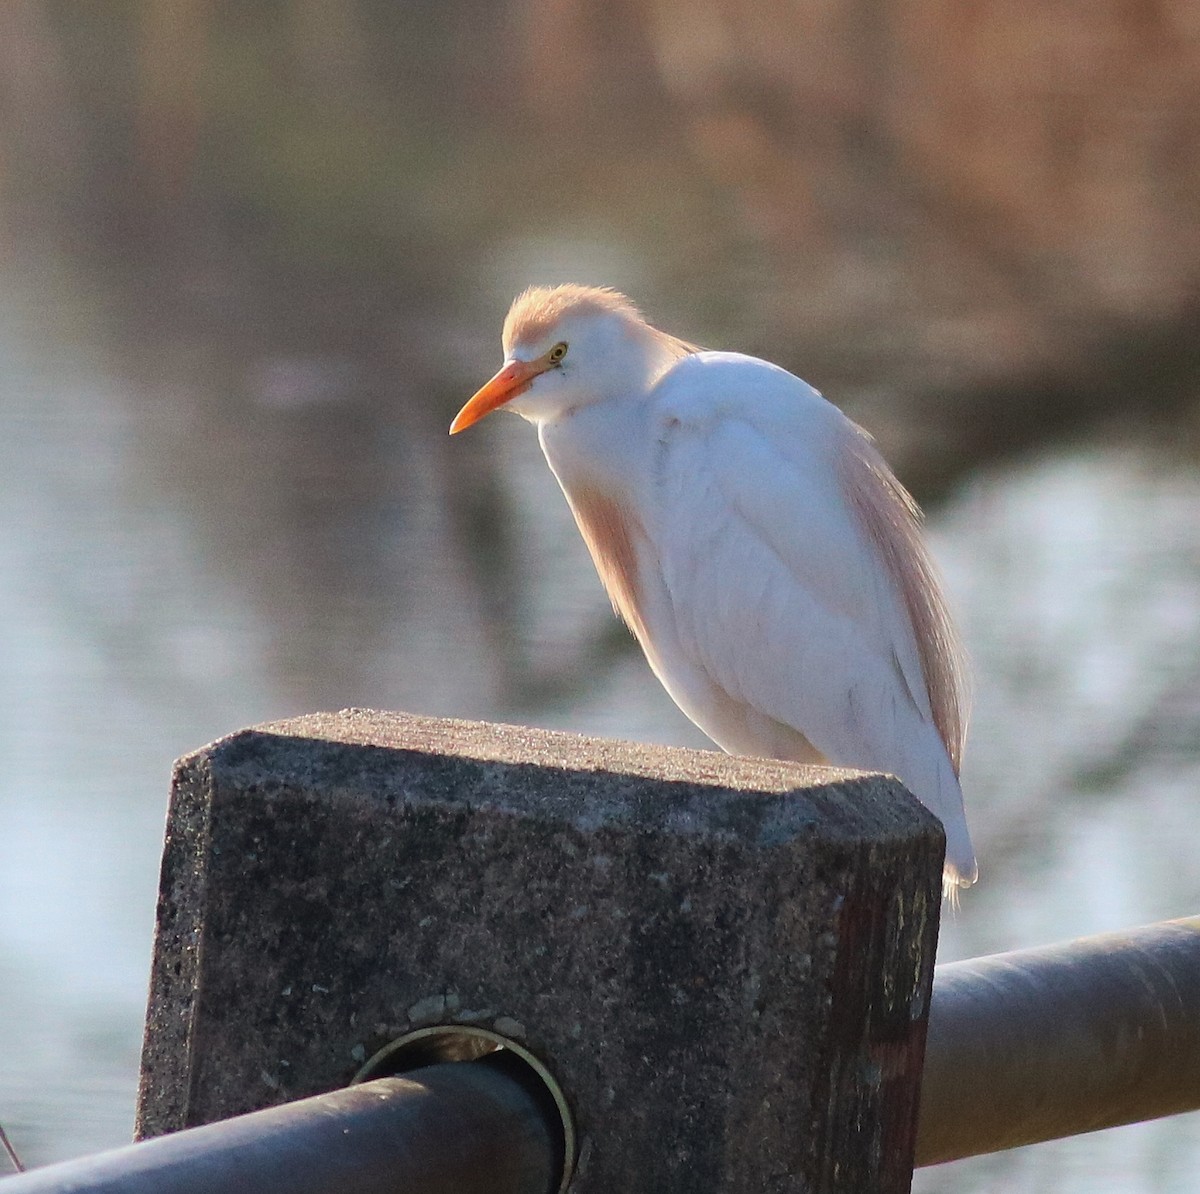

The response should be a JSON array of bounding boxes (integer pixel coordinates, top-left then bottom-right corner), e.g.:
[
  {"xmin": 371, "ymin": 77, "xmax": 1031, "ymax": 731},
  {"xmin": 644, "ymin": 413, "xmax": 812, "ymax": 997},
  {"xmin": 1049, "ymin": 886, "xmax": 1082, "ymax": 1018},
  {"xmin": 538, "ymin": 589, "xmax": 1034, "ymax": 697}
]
[{"xmin": 136, "ymin": 710, "xmax": 943, "ymax": 1192}]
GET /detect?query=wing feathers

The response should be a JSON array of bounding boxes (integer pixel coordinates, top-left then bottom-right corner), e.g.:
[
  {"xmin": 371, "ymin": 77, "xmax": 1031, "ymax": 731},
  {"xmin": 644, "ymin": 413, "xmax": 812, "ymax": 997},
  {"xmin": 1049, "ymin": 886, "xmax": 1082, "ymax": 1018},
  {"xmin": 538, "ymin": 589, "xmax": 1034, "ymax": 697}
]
[{"xmin": 838, "ymin": 426, "xmax": 970, "ymax": 773}]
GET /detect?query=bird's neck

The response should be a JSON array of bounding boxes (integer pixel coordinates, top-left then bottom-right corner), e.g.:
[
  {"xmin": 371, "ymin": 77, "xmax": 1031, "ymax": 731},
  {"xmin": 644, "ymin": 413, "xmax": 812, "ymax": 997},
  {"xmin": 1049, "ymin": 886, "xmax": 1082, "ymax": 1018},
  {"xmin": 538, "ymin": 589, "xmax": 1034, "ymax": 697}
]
[
  {"xmin": 640, "ymin": 323, "xmax": 696, "ymax": 388},
  {"xmin": 538, "ymin": 391, "xmax": 653, "ymax": 497},
  {"xmin": 582, "ymin": 326, "xmax": 681, "ymax": 408}
]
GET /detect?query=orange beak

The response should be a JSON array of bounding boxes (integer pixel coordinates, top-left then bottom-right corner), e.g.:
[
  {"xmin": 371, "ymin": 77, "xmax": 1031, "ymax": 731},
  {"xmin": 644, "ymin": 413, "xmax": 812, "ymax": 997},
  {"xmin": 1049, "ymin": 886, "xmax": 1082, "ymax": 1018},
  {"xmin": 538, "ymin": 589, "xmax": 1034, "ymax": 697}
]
[{"xmin": 450, "ymin": 358, "xmax": 544, "ymax": 434}]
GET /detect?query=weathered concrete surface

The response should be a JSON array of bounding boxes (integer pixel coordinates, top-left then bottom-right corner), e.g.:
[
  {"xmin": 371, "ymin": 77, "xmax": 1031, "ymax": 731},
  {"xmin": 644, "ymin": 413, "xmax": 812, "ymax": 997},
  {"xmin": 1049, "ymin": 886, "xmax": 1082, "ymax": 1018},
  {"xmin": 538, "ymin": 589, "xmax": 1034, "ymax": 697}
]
[{"xmin": 137, "ymin": 709, "xmax": 943, "ymax": 1192}]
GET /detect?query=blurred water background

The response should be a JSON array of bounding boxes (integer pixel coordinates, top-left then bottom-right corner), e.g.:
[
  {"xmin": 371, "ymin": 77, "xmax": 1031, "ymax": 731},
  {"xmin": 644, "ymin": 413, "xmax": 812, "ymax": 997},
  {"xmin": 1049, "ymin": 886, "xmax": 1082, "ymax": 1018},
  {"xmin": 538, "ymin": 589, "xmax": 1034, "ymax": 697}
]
[{"xmin": 0, "ymin": 3, "xmax": 1198, "ymax": 1189}]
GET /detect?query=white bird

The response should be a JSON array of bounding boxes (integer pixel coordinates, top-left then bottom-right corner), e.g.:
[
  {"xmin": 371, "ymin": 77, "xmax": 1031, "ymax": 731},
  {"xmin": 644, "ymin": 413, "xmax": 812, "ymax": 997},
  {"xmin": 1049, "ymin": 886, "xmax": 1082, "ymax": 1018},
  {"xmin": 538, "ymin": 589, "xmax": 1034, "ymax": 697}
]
[{"xmin": 451, "ymin": 285, "xmax": 976, "ymax": 895}]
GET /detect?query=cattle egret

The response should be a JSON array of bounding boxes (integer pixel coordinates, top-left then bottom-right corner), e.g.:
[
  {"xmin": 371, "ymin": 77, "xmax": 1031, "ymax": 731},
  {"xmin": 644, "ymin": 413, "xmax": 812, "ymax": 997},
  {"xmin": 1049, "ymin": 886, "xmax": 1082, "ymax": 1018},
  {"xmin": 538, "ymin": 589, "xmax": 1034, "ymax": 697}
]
[{"xmin": 452, "ymin": 285, "xmax": 976, "ymax": 895}]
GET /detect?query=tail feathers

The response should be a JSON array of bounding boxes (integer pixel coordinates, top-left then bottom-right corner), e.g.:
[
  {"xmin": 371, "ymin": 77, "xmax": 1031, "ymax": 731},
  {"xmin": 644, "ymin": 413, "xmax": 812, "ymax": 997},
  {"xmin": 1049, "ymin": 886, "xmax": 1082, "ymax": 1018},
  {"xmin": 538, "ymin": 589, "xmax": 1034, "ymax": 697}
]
[
  {"xmin": 942, "ymin": 862, "xmax": 977, "ymax": 908},
  {"xmin": 925, "ymin": 752, "xmax": 977, "ymax": 903},
  {"xmin": 944, "ymin": 821, "xmax": 977, "ymax": 877},
  {"xmin": 941, "ymin": 822, "xmax": 978, "ymax": 906}
]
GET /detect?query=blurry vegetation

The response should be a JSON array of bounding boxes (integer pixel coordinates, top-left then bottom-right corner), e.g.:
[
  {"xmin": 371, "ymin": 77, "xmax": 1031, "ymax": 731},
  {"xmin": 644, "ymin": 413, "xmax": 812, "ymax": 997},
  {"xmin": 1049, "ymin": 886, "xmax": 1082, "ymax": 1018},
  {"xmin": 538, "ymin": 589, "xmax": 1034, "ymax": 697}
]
[
  {"xmin": 2, "ymin": 0, "xmax": 1195, "ymax": 464},
  {"xmin": 0, "ymin": 0, "xmax": 1197, "ymax": 692}
]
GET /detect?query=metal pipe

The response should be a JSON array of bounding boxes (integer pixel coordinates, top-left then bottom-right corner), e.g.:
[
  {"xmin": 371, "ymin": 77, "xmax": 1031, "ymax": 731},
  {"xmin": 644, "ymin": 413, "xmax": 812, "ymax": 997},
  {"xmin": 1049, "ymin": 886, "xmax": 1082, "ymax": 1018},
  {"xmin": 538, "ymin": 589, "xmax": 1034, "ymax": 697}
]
[
  {"xmin": 1, "ymin": 1062, "xmax": 557, "ymax": 1194},
  {"xmin": 916, "ymin": 915, "xmax": 1200, "ymax": 1166}
]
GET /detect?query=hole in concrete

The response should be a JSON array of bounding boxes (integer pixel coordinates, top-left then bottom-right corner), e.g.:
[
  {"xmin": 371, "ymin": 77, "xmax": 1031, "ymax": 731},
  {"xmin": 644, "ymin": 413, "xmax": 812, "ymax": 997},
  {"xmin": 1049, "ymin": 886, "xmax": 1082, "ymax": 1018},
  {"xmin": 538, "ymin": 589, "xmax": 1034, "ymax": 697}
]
[{"xmin": 353, "ymin": 1025, "xmax": 575, "ymax": 1193}]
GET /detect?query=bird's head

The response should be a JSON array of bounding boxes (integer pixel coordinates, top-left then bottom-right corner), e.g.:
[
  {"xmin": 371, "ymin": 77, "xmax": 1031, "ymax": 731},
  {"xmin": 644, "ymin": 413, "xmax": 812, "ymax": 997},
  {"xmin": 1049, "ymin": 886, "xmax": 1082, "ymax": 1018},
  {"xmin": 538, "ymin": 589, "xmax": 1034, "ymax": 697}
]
[{"xmin": 450, "ymin": 284, "xmax": 694, "ymax": 434}]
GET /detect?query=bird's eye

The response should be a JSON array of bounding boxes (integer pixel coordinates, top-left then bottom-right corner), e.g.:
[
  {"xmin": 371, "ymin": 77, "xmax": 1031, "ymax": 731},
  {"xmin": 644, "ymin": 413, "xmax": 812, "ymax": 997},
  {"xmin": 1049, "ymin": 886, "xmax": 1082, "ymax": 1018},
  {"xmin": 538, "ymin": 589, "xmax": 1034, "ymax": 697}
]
[{"xmin": 548, "ymin": 342, "xmax": 568, "ymax": 364}]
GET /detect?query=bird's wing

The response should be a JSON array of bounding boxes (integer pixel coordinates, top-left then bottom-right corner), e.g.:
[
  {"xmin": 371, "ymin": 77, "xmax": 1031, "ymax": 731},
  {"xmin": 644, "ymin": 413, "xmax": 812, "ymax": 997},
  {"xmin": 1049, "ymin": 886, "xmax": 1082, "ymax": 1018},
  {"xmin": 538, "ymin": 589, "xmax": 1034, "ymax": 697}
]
[{"xmin": 646, "ymin": 354, "xmax": 967, "ymax": 777}]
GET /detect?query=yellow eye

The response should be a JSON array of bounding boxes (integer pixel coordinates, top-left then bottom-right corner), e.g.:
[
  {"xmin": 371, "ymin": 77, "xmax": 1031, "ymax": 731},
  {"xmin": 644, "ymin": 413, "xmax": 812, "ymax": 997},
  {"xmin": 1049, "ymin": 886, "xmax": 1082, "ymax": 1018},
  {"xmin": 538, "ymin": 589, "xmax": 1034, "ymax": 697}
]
[{"xmin": 548, "ymin": 342, "xmax": 568, "ymax": 364}]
